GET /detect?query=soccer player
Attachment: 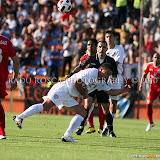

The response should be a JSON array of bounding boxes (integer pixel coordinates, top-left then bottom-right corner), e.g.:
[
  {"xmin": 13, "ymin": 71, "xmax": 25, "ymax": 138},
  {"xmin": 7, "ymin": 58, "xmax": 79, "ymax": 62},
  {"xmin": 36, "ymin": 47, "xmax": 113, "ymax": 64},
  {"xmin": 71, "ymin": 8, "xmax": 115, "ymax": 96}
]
[
  {"xmin": 13, "ymin": 63, "xmax": 130, "ymax": 143},
  {"xmin": 68, "ymin": 41, "xmax": 118, "ymax": 137},
  {"xmin": 101, "ymin": 30, "xmax": 124, "ymax": 137},
  {"xmin": 0, "ymin": 35, "xmax": 19, "ymax": 139},
  {"xmin": 139, "ymin": 53, "xmax": 160, "ymax": 131},
  {"xmin": 79, "ymin": 39, "xmax": 106, "ymax": 134}
]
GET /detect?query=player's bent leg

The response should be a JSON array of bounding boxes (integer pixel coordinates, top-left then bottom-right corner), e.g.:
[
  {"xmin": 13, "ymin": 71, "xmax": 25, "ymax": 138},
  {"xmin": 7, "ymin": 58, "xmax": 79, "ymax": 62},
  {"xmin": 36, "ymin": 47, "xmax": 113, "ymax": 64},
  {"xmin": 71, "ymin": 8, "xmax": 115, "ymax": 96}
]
[
  {"xmin": 146, "ymin": 100, "xmax": 154, "ymax": 131},
  {"xmin": 75, "ymin": 96, "xmax": 94, "ymax": 135},
  {"xmin": 62, "ymin": 105, "xmax": 87, "ymax": 142},
  {"xmin": 13, "ymin": 98, "xmax": 54, "ymax": 129}
]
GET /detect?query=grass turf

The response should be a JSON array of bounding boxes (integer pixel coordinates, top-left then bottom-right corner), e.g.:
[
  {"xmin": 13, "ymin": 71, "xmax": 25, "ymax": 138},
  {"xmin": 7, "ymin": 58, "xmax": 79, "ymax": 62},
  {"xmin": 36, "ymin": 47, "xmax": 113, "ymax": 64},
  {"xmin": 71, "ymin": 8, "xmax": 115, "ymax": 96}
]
[{"xmin": 0, "ymin": 113, "xmax": 160, "ymax": 160}]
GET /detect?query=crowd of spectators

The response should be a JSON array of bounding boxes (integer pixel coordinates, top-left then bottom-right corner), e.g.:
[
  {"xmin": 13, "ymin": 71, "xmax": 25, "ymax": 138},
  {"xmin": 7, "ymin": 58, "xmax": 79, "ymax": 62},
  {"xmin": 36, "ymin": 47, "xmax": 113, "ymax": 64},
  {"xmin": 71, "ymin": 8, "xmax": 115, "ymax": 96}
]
[{"xmin": 0, "ymin": 0, "xmax": 160, "ymax": 97}]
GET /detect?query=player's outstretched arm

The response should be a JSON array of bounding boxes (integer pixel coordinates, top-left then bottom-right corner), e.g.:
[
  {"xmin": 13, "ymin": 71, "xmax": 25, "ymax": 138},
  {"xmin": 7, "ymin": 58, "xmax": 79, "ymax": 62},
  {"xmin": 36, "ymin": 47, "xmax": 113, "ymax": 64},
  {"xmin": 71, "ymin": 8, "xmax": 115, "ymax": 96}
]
[
  {"xmin": 10, "ymin": 56, "xmax": 19, "ymax": 91},
  {"xmin": 139, "ymin": 71, "xmax": 148, "ymax": 92},
  {"xmin": 105, "ymin": 85, "xmax": 131, "ymax": 96},
  {"xmin": 74, "ymin": 78, "xmax": 88, "ymax": 99}
]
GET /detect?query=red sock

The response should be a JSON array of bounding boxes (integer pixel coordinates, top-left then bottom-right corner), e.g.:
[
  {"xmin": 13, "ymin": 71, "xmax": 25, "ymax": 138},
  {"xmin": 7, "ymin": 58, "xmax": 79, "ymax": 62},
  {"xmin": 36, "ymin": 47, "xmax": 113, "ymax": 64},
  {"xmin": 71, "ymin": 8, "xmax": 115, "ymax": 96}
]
[
  {"xmin": 98, "ymin": 107, "xmax": 105, "ymax": 129},
  {"xmin": 0, "ymin": 104, "xmax": 5, "ymax": 135},
  {"xmin": 146, "ymin": 104, "xmax": 153, "ymax": 124},
  {"xmin": 88, "ymin": 110, "xmax": 94, "ymax": 128}
]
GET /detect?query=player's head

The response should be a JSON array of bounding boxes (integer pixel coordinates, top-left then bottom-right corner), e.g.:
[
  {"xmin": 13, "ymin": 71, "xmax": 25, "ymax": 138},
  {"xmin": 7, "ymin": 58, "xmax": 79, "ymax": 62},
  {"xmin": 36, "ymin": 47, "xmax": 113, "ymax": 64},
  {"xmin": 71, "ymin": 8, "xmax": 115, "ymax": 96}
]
[
  {"xmin": 105, "ymin": 30, "xmax": 116, "ymax": 45},
  {"xmin": 87, "ymin": 39, "xmax": 97, "ymax": 55},
  {"xmin": 97, "ymin": 41, "xmax": 107, "ymax": 59},
  {"xmin": 152, "ymin": 53, "xmax": 160, "ymax": 65},
  {"xmin": 98, "ymin": 63, "xmax": 113, "ymax": 79}
]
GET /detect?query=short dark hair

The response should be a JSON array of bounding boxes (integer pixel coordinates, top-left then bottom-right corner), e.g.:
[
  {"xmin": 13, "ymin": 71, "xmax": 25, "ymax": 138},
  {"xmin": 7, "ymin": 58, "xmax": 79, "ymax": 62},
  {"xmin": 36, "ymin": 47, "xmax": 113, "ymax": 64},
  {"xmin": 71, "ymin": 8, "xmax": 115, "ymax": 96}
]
[
  {"xmin": 100, "ymin": 63, "xmax": 112, "ymax": 71},
  {"xmin": 98, "ymin": 40, "xmax": 107, "ymax": 46},
  {"xmin": 88, "ymin": 39, "xmax": 97, "ymax": 46},
  {"xmin": 105, "ymin": 30, "xmax": 116, "ymax": 37}
]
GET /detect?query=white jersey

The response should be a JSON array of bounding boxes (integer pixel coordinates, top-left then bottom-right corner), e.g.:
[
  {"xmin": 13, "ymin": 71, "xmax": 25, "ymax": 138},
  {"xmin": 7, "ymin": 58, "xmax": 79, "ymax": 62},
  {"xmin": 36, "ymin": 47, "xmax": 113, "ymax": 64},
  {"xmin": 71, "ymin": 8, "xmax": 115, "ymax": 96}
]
[
  {"xmin": 106, "ymin": 45, "xmax": 124, "ymax": 75},
  {"xmin": 43, "ymin": 68, "xmax": 111, "ymax": 109},
  {"xmin": 65, "ymin": 68, "xmax": 111, "ymax": 97}
]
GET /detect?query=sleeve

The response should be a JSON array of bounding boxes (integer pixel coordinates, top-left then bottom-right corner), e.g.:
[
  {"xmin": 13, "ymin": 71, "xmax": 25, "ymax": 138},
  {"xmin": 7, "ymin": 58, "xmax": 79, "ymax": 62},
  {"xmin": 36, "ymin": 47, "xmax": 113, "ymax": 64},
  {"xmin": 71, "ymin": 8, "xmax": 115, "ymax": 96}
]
[
  {"xmin": 144, "ymin": 64, "xmax": 149, "ymax": 73},
  {"xmin": 97, "ymin": 83, "xmax": 111, "ymax": 91},
  {"xmin": 8, "ymin": 40, "xmax": 16, "ymax": 57},
  {"xmin": 79, "ymin": 56, "xmax": 91, "ymax": 69},
  {"xmin": 109, "ymin": 57, "xmax": 118, "ymax": 76},
  {"xmin": 115, "ymin": 47, "xmax": 124, "ymax": 63}
]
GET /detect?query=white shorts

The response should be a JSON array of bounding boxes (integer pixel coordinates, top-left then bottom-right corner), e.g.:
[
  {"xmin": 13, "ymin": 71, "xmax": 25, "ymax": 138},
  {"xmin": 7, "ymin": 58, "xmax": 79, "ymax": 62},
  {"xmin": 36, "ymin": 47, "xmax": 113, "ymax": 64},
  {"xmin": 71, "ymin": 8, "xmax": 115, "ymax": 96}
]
[
  {"xmin": 42, "ymin": 82, "xmax": 79, "ymax": 110},
  {"xmin": 107, "ymin": 74, "xmax": 123, "ymax": 100}
]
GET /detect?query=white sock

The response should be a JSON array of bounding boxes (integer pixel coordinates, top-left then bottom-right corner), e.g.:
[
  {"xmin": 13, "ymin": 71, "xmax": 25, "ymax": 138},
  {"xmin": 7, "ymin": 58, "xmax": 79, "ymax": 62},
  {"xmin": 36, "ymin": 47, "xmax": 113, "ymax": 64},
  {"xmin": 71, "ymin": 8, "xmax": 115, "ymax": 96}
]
[
  {"xmin": 64, "ymin": 114, "xmax": 84, "ymax": 137},
  {"xmin": 18, "ymin": 104, "xmax": 44, "ymax": 119}
]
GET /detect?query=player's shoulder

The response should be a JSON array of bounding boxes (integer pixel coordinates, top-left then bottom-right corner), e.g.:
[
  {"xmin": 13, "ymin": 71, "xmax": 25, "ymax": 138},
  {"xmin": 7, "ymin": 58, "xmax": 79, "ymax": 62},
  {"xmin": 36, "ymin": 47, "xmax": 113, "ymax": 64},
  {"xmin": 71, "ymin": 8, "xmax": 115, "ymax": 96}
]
[
  {"xmin": 147, "ymin": 62, "xmax": 154, "ymax": 67},
  {"xmin": 0, "ymin": 35, "xmax": 12, "ymax": 45},
  {"xmin": 115, "ymin": 45, "xmax": 124, "ymax": 51},
  {"xmin": 80, "ymin": 53, "xmax": 88, "ymax": 61}
]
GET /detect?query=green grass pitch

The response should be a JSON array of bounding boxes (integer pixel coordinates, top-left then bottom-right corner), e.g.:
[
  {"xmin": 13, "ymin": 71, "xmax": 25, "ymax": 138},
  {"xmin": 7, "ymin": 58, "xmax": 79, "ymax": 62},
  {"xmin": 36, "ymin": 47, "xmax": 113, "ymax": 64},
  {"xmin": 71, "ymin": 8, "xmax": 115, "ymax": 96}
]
[{"xmin": 0, "ymin": 113, "xmax": 160, "ymax": 160}]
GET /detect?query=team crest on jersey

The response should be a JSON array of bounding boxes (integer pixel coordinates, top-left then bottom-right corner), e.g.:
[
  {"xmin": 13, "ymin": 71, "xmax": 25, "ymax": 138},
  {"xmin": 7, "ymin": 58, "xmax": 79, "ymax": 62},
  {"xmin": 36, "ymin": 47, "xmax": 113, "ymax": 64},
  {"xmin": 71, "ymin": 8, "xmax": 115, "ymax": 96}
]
[
  {"xmin": 112, "ymin": 52, "xmax": 115, "ymax": 56},
  {"xmin": 157, "ymin": 70, "xmax": 160, "ymax": 74},
  {"xmin": 153, "ymin": 72, "xmax": 157, "ymax": 76},
  {"xmin": 54, "ymin": 94, "xmax": 59, "ymax": 99},
  {"xmin": 0, "ymin": 40, "xmax": 7, "ymax": 45}
]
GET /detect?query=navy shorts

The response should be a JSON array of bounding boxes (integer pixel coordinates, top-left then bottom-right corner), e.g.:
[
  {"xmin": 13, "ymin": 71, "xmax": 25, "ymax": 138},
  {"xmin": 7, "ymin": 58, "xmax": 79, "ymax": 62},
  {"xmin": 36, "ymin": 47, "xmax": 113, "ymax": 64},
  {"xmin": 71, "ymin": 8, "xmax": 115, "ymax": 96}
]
[{"xmin": 88, "ymin": 90, "xmax": 109, "ymax": 104}]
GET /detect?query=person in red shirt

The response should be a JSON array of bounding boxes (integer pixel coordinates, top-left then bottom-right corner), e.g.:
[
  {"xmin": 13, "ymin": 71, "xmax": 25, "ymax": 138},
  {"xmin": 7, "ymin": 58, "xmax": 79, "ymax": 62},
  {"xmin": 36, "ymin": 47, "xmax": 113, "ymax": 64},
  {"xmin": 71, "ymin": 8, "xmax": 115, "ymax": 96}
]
[
  {"xmin": 0, "ymin": 35, "xmax": 19, "ymax": 139},
  {"xmin": 139, "ymin": 53, "xmax": 160, "ymax": 131},
  {"xmin": 78, "ymin": 39, "xmax": 105, "ymax": 134}
]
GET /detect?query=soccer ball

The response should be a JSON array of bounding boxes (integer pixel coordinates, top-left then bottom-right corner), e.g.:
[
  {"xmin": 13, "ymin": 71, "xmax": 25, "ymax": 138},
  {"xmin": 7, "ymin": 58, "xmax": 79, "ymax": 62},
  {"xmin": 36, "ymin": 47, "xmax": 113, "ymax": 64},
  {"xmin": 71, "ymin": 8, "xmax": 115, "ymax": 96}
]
[{"xmin": 57, "ymin": 0, "xmax": 72, "ymax": 13}]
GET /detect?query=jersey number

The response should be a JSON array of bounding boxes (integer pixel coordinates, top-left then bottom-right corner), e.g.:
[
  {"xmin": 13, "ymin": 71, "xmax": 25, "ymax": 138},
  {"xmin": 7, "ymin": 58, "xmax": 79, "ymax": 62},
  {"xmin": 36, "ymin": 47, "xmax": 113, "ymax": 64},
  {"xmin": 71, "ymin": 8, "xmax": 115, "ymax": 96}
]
[{"xmin": 0, "ymin": 49, "xmax": 2, "ymax": 63}]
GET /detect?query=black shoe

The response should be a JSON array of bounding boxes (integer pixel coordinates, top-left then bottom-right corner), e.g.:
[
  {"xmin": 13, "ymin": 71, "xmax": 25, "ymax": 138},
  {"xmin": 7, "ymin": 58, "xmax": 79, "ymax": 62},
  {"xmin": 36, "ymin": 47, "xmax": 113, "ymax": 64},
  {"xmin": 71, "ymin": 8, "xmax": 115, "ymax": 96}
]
[
  {"xmin": 75, "ymin": 126, "xmax": 84, "ymax": 135},
  {"xmin": 100, "ymin": 127, "xmax": 108, "ymax": 137},
  {"xmin": 109, "ymin": 131, "xmax": 116, "ymax": 137}
]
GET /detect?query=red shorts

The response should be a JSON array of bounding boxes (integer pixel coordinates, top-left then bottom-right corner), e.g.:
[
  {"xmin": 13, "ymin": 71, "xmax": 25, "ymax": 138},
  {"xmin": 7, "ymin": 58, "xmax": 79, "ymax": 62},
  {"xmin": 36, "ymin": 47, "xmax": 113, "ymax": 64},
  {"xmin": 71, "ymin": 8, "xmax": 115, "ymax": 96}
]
[
  {"xmin": 0, "ymin": 82, "xmax": 8, "ymax": 99},
  {"xmin": 147, "ymin": 85, "xmax": 160, "ymax": 101}
]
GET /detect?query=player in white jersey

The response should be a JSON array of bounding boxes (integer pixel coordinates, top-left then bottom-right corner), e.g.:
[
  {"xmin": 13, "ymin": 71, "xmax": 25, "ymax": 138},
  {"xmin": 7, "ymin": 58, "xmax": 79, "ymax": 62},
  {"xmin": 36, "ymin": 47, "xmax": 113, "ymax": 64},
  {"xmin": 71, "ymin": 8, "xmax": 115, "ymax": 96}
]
[
  {"xmin": 101, "ymin": 30, "xmax": 125, "ymax": 137},
  {"xmin": 13, "ymin": 63, "xmax": 130, "ymax": 143}
]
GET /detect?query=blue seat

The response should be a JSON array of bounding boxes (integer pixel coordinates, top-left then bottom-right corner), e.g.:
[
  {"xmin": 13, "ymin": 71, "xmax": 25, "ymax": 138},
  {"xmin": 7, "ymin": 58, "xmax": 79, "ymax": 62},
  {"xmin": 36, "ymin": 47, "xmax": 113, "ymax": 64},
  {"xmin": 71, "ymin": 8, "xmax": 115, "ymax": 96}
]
[
  {"xmin": 8, "ymin": 65, "xmax": 13, "ymax": 74},
  {"xmin": 36, "ymin": 67, "xmax": 47, "ymax": 76},
  {"xmin": 48, "ymin": 38, "xmax": 59, "ymax": 46},
  {"xmin": 19, "ymin": 67, "xmax": 23, "ymax": 74},
  {"xmin": 27, "ymin": 67, "xmax": 36, "ymax": 75},
  {"xmin": 33, "ymin": 57, "xmax": 41, "ymax": 66}
]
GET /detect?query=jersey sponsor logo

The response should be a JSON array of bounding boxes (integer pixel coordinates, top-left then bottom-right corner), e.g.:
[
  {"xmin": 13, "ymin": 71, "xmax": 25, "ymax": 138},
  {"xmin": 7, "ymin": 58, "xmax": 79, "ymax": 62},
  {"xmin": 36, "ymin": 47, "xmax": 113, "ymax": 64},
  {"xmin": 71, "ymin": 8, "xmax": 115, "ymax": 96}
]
[
  {"xmin": 0, "ymin": 40, "xmax": 7, "ymax": 45},
  {"xmin": 149, "ymin": 69, "xmax": 153, "ymax": 71},
  {"xmin": 54, "ymin": 94, "xmax": 59, "ymax": 99}
]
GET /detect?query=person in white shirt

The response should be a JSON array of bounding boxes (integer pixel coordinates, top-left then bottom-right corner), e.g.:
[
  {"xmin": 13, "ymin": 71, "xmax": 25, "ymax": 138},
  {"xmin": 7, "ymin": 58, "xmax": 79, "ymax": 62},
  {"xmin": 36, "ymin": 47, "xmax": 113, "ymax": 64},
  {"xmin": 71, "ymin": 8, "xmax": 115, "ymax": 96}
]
[
  {"xmin": 101, "ymin": 30, "xmax": 125, "ymax": 136},
  {"xmin": 13, "ymin": 63, "xmax": 130, "ymax": 143}
]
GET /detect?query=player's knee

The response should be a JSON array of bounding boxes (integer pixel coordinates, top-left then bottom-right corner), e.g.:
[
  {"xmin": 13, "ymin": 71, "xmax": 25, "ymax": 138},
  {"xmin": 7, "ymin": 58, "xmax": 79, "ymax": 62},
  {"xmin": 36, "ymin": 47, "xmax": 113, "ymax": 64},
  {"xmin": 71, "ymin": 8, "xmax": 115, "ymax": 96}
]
[
  {"xmin": 80, "ymin": 109, "xmax": 87, "ymax": 118},
  {"xmin": 42, "ymin": 99, "xmax": 54, "ymax": 111}
]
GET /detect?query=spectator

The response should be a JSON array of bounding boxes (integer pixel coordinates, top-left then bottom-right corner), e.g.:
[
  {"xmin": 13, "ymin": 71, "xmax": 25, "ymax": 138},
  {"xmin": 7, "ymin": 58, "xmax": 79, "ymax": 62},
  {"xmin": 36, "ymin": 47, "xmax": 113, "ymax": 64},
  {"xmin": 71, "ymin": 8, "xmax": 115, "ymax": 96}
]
[
  {"xmin": 11, "ymin": 32, "xmax": 23, "ymax": 53},
  {"xmin": 0, "ymin": 22, "xmax": 12, "ymax": 39},
  {"xmin": 119, "ymin": 24, "xmax": 129, "ymax": 44},
  {"xmin": 33, "ymin": 25, "xmax": 48, "ymax": 46},
  {"xmin": 41, "ymin": 44, "xmax": 50, "ymax": 66},
  {"xmin": 5, "ymin": 13, "xmax": 17, "ymax": 33},
  {"xmin": 47, "ymin": 45, "xmax": 59, "ymax": 81},
  {"xmin": 145, "ymin": 34, "xmax": 158, "ymax": 56},
  {"xmin": 154, "ymin": 27, "xmax": 160, "ymax": 42},
  {"xmin": 51, "ymin": 5, "xmax": 62, "ymax": 25},
  {"xmin": 86, "ymin": 6, "xmax": 99, "ymax": 33},
  {"xmin": 124, "ymin": 17, "xmax": 133, "ymax": 32},
  {"xmin": 61, "ymin": 37, "xmax": 75, "ymax": 76},
  {"xmin": 102, "ymin": 0, "xmax": 118, "ymax": 28}
]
